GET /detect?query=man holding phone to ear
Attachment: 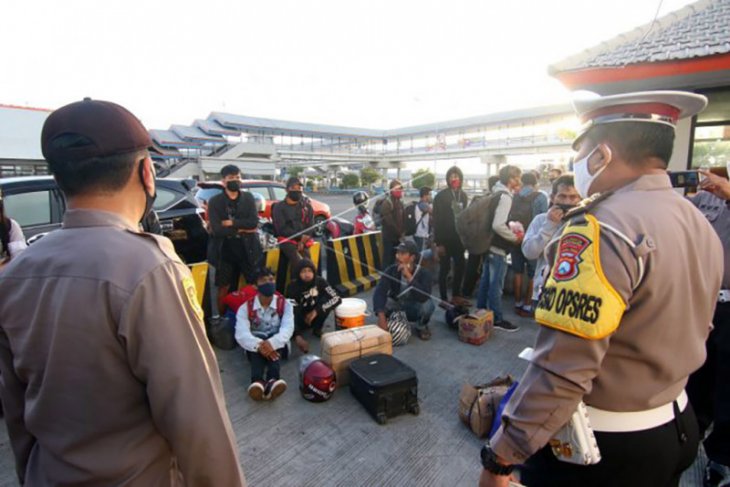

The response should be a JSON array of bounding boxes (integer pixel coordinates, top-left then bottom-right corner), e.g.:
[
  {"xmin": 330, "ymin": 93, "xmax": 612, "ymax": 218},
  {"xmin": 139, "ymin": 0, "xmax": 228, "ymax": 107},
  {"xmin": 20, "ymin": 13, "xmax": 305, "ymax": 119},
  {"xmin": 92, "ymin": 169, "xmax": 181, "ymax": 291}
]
[
  {"xmin": 521, "ymin": 174, "xmax": 581, "ymax": 315},
  {"xmin": 687, "ymin": 166, "xmax": 730, "ymax": 486}
]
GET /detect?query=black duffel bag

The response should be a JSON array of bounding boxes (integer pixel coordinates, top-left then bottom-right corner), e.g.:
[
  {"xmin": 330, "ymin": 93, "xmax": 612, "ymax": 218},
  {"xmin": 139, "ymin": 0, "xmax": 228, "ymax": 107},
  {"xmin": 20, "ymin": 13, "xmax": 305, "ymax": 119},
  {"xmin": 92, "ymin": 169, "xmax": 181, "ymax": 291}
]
[{"xmin": 209, "ymin": 316, "xmax": 236, "ymax": 350}]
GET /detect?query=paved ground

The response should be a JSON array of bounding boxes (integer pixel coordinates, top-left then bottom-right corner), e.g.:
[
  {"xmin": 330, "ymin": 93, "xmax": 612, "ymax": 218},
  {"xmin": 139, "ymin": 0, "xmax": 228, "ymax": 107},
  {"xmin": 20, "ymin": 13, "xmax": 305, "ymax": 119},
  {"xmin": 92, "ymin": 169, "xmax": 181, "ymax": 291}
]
[
  {"xmin": 0, "ymin": 292, "xmax": 707, "ymax": 486},
  {"xmin": 312, "ymin": 192, "xmax": 422, "ymax": 225},
  {"xmin": 0, "ymin": 193, "xmax": 708, "ymax": 486}
]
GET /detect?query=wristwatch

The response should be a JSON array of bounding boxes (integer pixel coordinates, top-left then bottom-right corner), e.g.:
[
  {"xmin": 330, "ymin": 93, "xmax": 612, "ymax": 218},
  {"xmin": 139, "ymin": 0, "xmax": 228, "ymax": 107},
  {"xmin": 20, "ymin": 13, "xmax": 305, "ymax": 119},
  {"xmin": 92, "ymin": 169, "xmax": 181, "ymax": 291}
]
[{"xmin": 481, "ymin": 444, "xmax": 514, "ymax": 476}]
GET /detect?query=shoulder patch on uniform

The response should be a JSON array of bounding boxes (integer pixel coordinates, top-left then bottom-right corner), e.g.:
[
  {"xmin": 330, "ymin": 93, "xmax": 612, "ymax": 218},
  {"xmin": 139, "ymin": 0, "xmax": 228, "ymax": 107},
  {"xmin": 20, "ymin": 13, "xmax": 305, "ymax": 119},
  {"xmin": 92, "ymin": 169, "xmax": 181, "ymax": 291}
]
[
  {"xmin": 535, "ymin": 214, "xmax": 626, "ymax": 340},
  {"xmin": 563, "ymin": 191, "xmax": 614, "ymax": 221},
  {"xmin": 182, "ymin": 276, "xmax": 205, "ymax": 322}
]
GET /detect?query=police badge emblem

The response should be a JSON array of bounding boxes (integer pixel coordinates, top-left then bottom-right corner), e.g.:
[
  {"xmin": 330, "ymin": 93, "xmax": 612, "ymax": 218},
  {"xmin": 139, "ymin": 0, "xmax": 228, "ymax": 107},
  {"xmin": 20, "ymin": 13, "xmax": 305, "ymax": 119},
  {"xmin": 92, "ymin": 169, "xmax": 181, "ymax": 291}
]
[{"xmin": 553, "ymin": 234, "xmax": 591, "ymax": 282}]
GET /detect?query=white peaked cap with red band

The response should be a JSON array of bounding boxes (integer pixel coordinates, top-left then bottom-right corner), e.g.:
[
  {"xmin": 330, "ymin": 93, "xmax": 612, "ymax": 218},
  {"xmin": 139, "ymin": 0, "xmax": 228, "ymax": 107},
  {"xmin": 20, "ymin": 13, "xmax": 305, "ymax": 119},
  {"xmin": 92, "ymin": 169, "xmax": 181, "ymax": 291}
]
[{"xmin": 571, "ymin": 90, "xmax": 708, "ymax": 149}]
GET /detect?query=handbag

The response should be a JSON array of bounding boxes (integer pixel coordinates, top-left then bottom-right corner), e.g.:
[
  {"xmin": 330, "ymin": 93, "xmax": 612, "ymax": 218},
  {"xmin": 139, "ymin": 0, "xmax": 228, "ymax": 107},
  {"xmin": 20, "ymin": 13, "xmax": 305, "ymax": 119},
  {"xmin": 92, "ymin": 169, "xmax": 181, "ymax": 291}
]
[
  {"xmin": 209, "ymin": 316, "xmax": 236, "ymax": 350},
  {"xmin": 387, "ymin": 311, "xmax": 411, "ymax": 347},
  {"xmin": 458, "ymin": 376, "xmax": 514, "ymax": 438}
]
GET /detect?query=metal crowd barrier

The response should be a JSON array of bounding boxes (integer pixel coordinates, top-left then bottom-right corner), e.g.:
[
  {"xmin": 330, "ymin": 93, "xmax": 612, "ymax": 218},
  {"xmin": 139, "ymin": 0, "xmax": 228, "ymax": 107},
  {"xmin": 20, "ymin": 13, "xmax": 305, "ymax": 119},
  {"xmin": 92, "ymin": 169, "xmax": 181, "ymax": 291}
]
[
  {"xmin": 186, "ymin": 241, "xmax": 322, "ymax": 308},
  {"xmin": 325, "ymin": 231, "xmax": 383, "ymax": 297}
]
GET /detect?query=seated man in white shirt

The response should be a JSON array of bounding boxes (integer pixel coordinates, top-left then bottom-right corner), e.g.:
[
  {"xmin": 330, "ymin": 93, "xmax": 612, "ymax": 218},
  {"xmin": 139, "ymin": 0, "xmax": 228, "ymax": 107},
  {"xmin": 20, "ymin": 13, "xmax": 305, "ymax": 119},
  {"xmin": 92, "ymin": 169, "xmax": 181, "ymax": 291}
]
[{"xmin": 235, "ymin": 267, "xmax": 294, "ymax": 401}]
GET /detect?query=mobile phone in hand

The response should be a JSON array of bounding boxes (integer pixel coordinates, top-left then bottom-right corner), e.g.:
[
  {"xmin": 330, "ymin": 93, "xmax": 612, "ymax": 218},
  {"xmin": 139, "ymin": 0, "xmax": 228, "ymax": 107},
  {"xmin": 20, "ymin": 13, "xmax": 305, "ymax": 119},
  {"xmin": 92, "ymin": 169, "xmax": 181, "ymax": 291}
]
[{"xmin": 668, "ymin": 170, "xmax": 700, "ymax": 188}]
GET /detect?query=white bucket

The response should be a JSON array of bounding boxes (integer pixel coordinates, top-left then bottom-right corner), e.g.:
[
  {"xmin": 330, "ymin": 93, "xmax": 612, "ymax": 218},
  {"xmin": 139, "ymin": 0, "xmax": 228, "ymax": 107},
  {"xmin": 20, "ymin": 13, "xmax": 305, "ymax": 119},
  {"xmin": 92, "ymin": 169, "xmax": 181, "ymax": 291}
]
[{"xmin": 335, "ymin": 298, "xmax": 369, "ymax": 329}]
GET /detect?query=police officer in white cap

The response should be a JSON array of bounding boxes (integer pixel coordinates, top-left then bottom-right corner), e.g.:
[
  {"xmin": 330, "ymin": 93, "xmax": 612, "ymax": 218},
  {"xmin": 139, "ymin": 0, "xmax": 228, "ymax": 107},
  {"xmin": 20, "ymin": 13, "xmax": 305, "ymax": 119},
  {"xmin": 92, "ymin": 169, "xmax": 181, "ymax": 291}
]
[{"xmin": 478, "ymin": 91, "xmax": 723, "ymax": 487}]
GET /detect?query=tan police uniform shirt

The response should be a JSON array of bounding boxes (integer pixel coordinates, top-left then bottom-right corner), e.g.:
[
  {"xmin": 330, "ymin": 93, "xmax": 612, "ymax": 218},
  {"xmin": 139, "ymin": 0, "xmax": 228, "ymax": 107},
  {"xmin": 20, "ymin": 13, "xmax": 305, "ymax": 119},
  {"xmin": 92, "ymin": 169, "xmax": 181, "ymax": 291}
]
[
  {"xmin": 0, "ymin": 209, "xmax": 246, "ymax": 486},
  {"xmin": 491, "ymin": 173, "xmax": 723, "ymax": 464}
]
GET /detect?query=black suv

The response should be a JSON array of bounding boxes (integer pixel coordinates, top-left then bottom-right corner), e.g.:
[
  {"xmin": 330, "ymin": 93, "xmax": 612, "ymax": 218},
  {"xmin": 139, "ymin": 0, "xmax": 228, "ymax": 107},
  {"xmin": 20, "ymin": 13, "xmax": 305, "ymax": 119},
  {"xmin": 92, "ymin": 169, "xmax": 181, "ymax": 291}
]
[{"xmin": 0, "ymin": 176, "xmax": 208, "ymax": 263}]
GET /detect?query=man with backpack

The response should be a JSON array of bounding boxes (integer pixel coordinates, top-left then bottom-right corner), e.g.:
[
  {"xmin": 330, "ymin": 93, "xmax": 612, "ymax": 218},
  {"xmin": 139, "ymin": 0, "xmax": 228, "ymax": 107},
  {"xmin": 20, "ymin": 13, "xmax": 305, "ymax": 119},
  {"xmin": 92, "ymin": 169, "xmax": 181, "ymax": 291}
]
[
  {"xmin": 405, "ymin": 186, "xmax": 432, "ymax": 252},
  {"xmin": 460, "ymin": 176, "xmax": 501, "ymax": 297},
  {"xmin": 235, "ymin": 267, "xmax": 294, "ymax": 401},
  {"xmin": 509, "ymin": 171, "xmax": 549, "ymax": 317},
  {"xmin": 433, "ymin": 166, "xmax": 469, "ymax": 306},
  {"xmin": 380, "ymin": 179, "xmax": 405, "ymax": 269},
  {"xmin": 475, "ymin": 165, "xmax": 523, "ymax": 332}
]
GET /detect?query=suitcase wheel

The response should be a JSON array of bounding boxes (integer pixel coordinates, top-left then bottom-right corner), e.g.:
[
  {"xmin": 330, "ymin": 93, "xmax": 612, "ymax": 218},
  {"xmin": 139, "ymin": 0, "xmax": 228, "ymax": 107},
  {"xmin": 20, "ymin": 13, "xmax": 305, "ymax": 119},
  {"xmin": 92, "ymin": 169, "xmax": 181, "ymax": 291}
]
[
  {"xmin": 376, "ymin": 412, "xmax": 388, "ymax": 425},
  {"xmin": 410, "ymin": 404, "xmax": 420, "ymax": 416}
]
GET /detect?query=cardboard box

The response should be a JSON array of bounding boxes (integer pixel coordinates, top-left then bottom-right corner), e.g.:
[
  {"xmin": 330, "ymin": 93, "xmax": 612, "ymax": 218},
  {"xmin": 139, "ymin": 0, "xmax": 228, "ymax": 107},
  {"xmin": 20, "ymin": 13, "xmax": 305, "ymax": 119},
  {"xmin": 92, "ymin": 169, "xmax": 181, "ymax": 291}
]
[
  {"xmin": 458, "ymin": 310, "xmax": 494, "ymax": 345},
  {"xmin": 321, "ymin": 325, "xmax": 392, "ymax": 387}
]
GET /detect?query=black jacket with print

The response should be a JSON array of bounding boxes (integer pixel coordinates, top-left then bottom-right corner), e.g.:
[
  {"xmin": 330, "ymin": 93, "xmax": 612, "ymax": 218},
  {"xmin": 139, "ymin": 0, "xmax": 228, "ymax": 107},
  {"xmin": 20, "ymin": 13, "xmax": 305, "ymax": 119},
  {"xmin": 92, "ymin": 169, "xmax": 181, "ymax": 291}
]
[{"xmin": 286, "ymin": 276, "xmax": 342, "ymax": 316}]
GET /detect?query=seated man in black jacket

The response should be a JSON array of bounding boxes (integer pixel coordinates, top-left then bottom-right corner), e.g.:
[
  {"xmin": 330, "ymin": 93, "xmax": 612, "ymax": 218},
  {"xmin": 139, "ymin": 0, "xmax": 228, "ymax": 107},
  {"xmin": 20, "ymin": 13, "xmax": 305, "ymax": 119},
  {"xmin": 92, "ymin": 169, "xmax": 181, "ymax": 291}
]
[
  {"xmin": 208, "ymin": 164, "xmax": 262, "ymax": 314},
  {"xmin": 374, "ymin": 240, "xmax": 435, "ymax": 341},
  {"xmin": 286, "ymin": 259, "xmax": 342, "ymax": 353}
]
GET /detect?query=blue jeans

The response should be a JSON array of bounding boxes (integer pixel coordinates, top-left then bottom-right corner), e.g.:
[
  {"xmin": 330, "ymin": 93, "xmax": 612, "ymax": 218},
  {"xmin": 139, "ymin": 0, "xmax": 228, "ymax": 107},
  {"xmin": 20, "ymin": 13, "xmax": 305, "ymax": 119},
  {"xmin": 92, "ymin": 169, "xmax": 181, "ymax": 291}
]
[
  {"xmin": 386, "ymin": 297, "xmax": 435, "ymax": 331},
  {"xmin": 476, "ymin": 252, "xmax": 508, "ymax": 322}
]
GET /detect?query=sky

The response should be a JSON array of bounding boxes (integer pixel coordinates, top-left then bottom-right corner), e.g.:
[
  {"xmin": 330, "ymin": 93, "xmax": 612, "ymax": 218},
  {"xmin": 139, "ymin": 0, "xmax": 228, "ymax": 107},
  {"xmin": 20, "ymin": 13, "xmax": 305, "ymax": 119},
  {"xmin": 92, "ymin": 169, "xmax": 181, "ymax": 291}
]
[{"xmin": 1, "ymin": 0, "xmax": 697, "ymax": 131}]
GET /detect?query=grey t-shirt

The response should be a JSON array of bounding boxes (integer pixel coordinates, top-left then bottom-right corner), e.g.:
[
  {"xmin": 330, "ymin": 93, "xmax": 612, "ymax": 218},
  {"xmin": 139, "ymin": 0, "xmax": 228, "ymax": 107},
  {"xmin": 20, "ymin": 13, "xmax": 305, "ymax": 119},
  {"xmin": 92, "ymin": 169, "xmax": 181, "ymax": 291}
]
[{"xmin": 691, "ymin": 190, "xmax": 730, "ymax": 288}]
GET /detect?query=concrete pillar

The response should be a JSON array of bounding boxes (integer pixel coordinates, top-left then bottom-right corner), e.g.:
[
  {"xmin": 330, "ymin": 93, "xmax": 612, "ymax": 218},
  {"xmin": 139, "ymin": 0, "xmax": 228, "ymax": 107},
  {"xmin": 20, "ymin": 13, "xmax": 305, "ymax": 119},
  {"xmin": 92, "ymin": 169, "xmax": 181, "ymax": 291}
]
[
  {"xmin": 480, "ymin": 154, "xmax": 506, "ymax": 177},
  {"xmin": 667, "ymin": 117, "xmax": 693, "ymax": 172}
]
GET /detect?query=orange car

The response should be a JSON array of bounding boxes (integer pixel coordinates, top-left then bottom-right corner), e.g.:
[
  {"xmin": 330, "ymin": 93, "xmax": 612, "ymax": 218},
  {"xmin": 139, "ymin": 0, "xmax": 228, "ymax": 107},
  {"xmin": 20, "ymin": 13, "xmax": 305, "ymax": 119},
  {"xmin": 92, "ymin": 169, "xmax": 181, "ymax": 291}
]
[{"xmin": 195, "ymin": 179, "xmax": 331, "ymax": 234}]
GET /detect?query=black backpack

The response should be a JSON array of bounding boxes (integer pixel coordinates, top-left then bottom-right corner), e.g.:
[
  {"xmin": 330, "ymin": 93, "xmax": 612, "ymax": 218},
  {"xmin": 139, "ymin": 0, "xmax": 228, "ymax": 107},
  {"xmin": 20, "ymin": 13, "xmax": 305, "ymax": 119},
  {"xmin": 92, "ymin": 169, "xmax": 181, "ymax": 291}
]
[
  {"xmin": 508, "ymin": 191, "xmax": 542, "ymax": 230},
  {"xmin": 404, "ymin": 202, "xmax": 419, "ymax": 236},
  {"xmin": 455, "ymin": 191, "xmax": 506, "ymax": 255},
  {"xmin": 372, "ymin": 196, "xmax": 387, "ymax": 228}
]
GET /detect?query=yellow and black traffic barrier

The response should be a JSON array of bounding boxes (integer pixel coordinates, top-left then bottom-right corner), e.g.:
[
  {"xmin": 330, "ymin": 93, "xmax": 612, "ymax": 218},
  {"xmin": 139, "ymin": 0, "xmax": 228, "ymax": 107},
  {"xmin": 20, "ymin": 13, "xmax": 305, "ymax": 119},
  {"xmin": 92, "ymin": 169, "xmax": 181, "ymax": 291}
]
[
  {"xmin": 258, "ymin": 241, "xmax": 322, "ymax": 294},
  {"xmin": 325, "ymin": 232, "xmax": 382, "ymax": 297},
  {"xmin": 186, "ymin": 241, "xmax": 322, "ymax": 308}
]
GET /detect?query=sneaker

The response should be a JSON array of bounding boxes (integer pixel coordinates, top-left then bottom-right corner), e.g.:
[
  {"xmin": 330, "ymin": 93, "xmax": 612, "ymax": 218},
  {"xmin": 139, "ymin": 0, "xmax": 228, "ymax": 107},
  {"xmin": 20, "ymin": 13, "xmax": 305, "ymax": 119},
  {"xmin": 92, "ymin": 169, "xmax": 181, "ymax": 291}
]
[
  {"xmin": 515, "ymin": 306, "xmax": 533, "ymax": 318},
  {"xmin": 266, "ymin": 379, "xmax": 288, "ymax": 401},
  {"xmin": 416, "ymin": 326, "xmax": 432, "ymax": 341},
  {"xmin": 494, "ymin": 320, "xmax": 520, "ymax": 333},
  {"xmin": 247, "ymin": 381, "xmax": 265, "ymax": 401},
  {"xmin": 451, "ymin": 296, "xmax": 472, "ymax": 307},
  {"xmin": 705, "ymin": 461, "xmax": 730, "ymax": 487}
]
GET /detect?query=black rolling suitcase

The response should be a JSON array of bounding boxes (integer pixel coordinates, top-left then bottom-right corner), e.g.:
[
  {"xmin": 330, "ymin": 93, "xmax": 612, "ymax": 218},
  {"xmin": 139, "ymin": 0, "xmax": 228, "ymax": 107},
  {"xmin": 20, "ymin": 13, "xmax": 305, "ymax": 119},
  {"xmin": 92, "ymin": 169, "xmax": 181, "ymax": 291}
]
[{"xmin": 349, "ymin": 353, "xmax": 419, "ymax": 424}]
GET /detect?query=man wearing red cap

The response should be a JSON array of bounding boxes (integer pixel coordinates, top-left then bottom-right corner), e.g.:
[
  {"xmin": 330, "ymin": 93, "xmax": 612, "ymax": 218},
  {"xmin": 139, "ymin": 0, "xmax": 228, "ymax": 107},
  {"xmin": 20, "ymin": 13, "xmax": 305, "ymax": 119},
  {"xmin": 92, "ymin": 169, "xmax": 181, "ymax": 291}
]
[
  {"xmin": 0, "ymin": 98, "xmax": 245, "ymax": 486},
  {"xmin": 478, "ymin": 91, "xmax": 723, "ymax": 486}
]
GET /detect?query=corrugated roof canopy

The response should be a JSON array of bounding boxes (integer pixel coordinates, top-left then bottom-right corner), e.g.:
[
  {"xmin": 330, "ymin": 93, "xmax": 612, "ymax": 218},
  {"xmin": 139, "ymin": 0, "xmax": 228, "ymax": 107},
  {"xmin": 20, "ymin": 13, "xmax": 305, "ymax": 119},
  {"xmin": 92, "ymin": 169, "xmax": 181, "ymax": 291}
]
[
  {"xmin": 549, "ymin": 0, "xmax": 730, "ymax": 74},
  {"xmin": 194, "ymin": 119, "xmax": 240, "ymax": 136},
  {"xmin": 170, "ymin": 124, "xmax": 225, "ymax": 143},
  {"xmin": 150, "ymin": 129, "xmax": 200, "ymax": 148}
]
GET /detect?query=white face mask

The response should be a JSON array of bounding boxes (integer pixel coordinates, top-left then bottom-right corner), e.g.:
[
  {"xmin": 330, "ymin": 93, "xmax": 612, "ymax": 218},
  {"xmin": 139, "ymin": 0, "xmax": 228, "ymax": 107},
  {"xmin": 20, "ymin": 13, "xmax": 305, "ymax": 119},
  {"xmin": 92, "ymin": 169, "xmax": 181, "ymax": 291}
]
[{"xmin": 573, "ymin": 146, "xmax": 609, "ymax": 198}]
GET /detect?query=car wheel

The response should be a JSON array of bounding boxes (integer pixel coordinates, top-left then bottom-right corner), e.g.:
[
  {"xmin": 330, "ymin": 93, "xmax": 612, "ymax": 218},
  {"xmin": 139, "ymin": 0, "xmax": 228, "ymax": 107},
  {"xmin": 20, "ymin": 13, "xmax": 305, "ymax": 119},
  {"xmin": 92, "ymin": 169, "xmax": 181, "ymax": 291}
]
[{"xmin": 313, "ymin": 215, "xmax": 327, "ymax": 237}]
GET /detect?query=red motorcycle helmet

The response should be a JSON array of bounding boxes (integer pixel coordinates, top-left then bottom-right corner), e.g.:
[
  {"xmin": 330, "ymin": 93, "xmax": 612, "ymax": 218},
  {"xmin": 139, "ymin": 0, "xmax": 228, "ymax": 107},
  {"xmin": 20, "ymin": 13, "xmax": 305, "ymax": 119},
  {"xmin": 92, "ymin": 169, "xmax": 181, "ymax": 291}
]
[{"xmin": 299, "ymin": 355, "xmax": 337, "ymax": 402}]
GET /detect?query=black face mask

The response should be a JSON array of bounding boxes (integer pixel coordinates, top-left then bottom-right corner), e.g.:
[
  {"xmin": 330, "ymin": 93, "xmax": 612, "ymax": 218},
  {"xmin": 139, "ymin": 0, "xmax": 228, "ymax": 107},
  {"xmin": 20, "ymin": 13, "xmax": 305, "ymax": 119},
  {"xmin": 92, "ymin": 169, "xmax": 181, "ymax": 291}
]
[
  {"xmin": 226, "ymin": 180, "xmax": 241, "ymax": 192},
  {"xmin": 138, "ymin": 162, "xmax": 157, "ymax": 224},
  {"xmin": 555, "ymin": 203, "xmax": 577, "ymax": 212},
  {"xmin": 288, "ymin": 191, "xmax": 302, "ymax": 202}
]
